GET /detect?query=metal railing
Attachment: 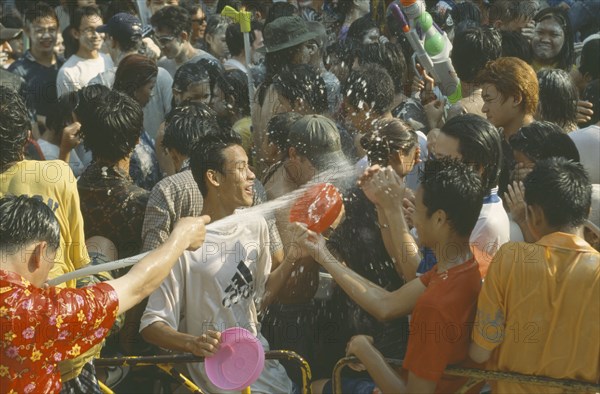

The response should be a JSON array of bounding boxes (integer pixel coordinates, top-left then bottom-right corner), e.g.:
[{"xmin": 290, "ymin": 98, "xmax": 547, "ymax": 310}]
[
  {"xmin": 332, "ymin": 357, "xmax": 600, "ymax": 394},
  {"xmin": 95, "ymin": 350, "xmax": 312, "ymax": 394}
]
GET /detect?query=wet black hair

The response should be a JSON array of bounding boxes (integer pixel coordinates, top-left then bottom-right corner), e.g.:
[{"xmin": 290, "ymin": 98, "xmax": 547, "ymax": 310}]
[
  {"xmin": 196, "ymin": 57, "xmax": 225, "ymax": 96},
  {"xmin": 509, "ymin": 121, "xmax": 580, "ymax": 162},
  {"xmin": 163, "ymin": 102, "xmax": 219, "ymax": 156},
  {"xmin": 151, "ymin": 5, "xmax": 192, "ymax": 37},
  {"xmin": 0, "ymin": 195, "xmax": 61, "ymax": 254},
  {"xmin": 419, "ymin": 157, "xmax": 485, "ymax": 238},
  {"xmin": 190, "ymin": 132, "xmax": 243, "ymax": 197},
  {"xmin": 45, "ymin": 91, "xmax": 78, "ymax": 139},
  {"xmin": 441, "ymin": 114, "xmax": 503, "ymax": 195},
  {"xmin": 74, "ymin": 84, "xmax": 111, "ymax": 126},
  {"xmin": 524, "ymin": 157, "xmax": 591, "ymax": 228},
  {"xmin": 347, "ymin": 15, "xmax": 377, "ymax": 43},
  {"xmin": 579, "ymin": 39, "xmax": 600, "ymax": 81},
  {"xmin": 361, "ymin": 118, "xmax": 418, "ymax": 167},
  {"xmin": 0, "ymin": 86, "xmax": 29, "ymax": 169},
  {"xmin": 489, "ymin": 0, "xmax": 538, "ymax": 26},
  {"xmin": 451, "ymin": 27, "xmax": 502, "ymax": 83},
  {"xmin": 79, "ymin": 90, "xmax": 143, "ymax": 163},
  {"xmin": 500, "ymin": 30, "xmax": 533, "ymax": 64},
  {"xmin": 344, "ymin": 63, "xmax": 394, "ymax": 115},
  {"xmin": 533, "ymin": 7, "xmax": 575, "ymax": 71},
  {"xmin": 272, "ymin": 64, "xmax": 328, "ymax": 114},
  {"xmin": 537, "ymin": 69, "xmax": 578, "ymax": 129},
  {"xmin": 451, "ymin": 1, "xmax": 481, "ymax": 28},
  {"xmin": 173, "ymin": 62, "xmax": 210, "ymax": 93},
  {"xmin": 216, "ymin": 69, "xmax": 251, "ymax": 117},
  {"xmin": 23, "ymin": 1, "xmax": 58, "ymax": 25},
  {"xmin": 357, "ymin": 42, "xmax": 407, "ymax": 94}
]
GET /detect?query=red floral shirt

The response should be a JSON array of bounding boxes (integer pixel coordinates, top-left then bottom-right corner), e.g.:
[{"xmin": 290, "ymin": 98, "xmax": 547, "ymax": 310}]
[{"xmin": 0, "ymin": 270, "xmax": 119, "ymax": 393}]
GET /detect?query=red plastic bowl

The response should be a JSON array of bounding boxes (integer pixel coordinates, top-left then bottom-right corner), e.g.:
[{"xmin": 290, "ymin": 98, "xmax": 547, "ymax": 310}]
[{"xmin": 289, "ymin": 183, "xmax": 343, "ymax": 234}]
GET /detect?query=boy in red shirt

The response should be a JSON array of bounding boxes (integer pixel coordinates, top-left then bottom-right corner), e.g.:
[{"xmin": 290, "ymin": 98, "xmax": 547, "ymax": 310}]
[{"xmin": 299, "ymin": 158, "xmax": 485, "ymax": 394}]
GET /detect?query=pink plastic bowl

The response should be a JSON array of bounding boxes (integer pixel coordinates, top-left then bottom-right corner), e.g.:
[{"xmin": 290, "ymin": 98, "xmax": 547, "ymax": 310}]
[{"xmin": 204, "ymin": 327, "xmax": 265, "ymax": 390}]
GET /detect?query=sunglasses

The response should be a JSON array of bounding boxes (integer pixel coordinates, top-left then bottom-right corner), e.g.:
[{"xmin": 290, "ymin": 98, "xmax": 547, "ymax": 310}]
[
  {"xmin": 154, "ymin": 35, "xmax": 176, "ymax": 45},
  {"xmin": 192, "ymin": 17, "xmax": 207, "ymax": 24}
]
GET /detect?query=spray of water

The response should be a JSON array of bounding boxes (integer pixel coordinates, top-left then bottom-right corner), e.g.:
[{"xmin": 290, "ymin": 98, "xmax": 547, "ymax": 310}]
[{"xmin": 48, "ymin": 158, "xmax": 358, "ymax": 286}]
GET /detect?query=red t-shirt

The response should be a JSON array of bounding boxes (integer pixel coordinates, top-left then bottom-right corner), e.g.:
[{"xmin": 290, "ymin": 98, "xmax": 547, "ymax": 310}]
[
  {"xmin": 0, "ymin": 270, "xmax": 119, "ymax": 393},
  {"xmin": 402, "ymin": 259, "xmax": 482, "ymax": 393}
]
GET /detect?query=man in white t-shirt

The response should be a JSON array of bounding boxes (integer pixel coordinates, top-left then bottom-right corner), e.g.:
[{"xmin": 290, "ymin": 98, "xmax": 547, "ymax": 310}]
[
  {"xmin": 56, "ymin": 5, "xmax": 113, "ymax": 98},
  {"xmin": 141, "ymin": 132, "xmax": 297, "ymax": 393}
]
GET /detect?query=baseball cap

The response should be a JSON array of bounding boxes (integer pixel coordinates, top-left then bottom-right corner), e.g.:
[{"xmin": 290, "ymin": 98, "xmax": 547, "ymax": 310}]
[
  {"xmin": 0, "ymin": 24, "xmax": 22, "ymax": 43},
  {"xmin": 96, "ymin": 13, "xmax": 142, "ymax": 42},
  {"xmin": 258, "ymin": 16, "xmax": 319, "ymax": 53},
  {"xmin": 288, "ymin": 115, "xmax": 346, "ymax": 171}
]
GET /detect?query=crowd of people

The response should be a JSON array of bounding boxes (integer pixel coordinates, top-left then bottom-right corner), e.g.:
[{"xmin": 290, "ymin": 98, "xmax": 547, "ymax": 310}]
[{"xmin": 0, "ymin": 0, "xmax": 599, "ymax": 393}]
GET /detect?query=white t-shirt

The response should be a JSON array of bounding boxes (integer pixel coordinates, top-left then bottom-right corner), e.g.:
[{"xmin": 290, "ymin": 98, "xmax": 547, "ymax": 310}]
[
  {"xmin": 470, "ymin": 188, "xmax": 510, "ymax": 275},
  {"xmin": 140, "ymin": 215, "xmax": 293, "ymax": 394},
  {"xmin": 569, "ymin": 125, "xmax": 600, "ymax": 184},
  {"xmin": 36, "ymin": 138, "xmax": 85, "ymax": 177},
  {"xmin": 56, "ymin": 52, "xmax": 113, "ymax": 97}
]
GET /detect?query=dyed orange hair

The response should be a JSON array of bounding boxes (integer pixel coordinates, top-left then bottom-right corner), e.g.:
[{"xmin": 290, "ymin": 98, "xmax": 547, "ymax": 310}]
[{"xmin": 476, "ymin": 57, "xmax": 539, "ymax": 116}]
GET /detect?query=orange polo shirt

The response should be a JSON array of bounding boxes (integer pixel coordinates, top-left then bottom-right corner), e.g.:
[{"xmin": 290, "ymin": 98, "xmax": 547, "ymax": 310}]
[{"xmin": 472, "ymin": 233, "xmax": 600, "ymax": 393}]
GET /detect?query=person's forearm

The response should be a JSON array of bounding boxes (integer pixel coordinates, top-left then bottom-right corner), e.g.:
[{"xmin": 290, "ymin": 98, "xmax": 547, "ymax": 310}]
[
  {"xmin": 132, "ymin": 235, "xmax": 188, "ymax": 299},
  {"xmin": 354, "ymin": 342, "xmax": 407, "ymax": 393},
  {"xmin": 376, "ymin": 207, "xmax": 399, "ymax": 273},
  {"xmin": 111, "ymin": 234, "xmax": 189, "ymax": 313},
  {"xmin": 141, "ymin": 321, "xmax": 196, "ymax": 354},
  {"xmin": 317, "ymin": 248, "xmax": 398, "ymax": 321},
  {"xmin": 58, "ymin": 147, "xmax": 71, "ymax": 163},
  {"xmin": 380, "ymin": 207, "xmax": 420, "ymax": 281},
  {"xmin": 262, "ymin": 252, "xmax": 297, "ymax": 309}
]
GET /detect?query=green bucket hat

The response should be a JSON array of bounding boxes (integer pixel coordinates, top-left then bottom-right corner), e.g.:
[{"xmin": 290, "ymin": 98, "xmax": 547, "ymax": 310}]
[{"xmin": 258, "ymin": 16, "xmax": 320, "ymax": 54}]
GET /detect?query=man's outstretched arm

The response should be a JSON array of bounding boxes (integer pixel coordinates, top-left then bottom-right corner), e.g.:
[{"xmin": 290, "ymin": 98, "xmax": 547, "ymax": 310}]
[
  {"xmin": 107, "ymin": 216, "xmax": 210, "ymax": 314},
  {"xmin": 298, "ymin": 225, "xmax": 426, "ymax": 321}
]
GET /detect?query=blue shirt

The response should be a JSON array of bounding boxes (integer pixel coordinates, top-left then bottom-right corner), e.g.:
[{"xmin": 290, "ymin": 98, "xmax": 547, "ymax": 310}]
[{"xmin": 8, "ymin": 50, "xmax": 65, "ymax": 117}]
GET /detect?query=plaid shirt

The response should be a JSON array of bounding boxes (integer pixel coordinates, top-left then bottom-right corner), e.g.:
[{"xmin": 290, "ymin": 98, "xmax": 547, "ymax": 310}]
[{"xmin": 141, "ymin": 169, "xmax": 202, "ymax": 252}]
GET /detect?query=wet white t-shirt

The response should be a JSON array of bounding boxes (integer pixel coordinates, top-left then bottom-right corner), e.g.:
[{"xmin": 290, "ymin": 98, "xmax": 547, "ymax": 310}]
[{"xmin": 140, "ymin": 215, "xmax": 293, "ymax": 394}]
